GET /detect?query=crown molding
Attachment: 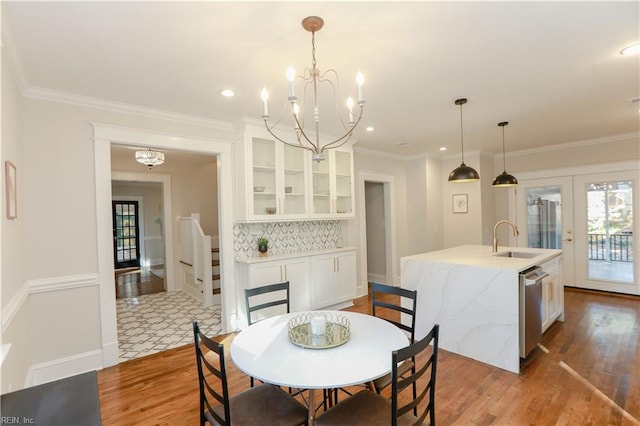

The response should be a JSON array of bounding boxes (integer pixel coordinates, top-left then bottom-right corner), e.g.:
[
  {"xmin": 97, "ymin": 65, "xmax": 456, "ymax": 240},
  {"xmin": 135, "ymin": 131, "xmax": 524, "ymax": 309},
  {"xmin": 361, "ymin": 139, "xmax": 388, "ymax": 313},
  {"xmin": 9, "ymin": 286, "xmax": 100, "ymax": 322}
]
[
  {"xmin": 23, "ymin": 86, "xmax": 234, "ymax": 131},
  {"xmin": 1, "ymin": 17, "xmax": 29, "ymax": 93},
  {"xmin": 506, "ymin": 132, "xmax": 640, "ymax": 159}
]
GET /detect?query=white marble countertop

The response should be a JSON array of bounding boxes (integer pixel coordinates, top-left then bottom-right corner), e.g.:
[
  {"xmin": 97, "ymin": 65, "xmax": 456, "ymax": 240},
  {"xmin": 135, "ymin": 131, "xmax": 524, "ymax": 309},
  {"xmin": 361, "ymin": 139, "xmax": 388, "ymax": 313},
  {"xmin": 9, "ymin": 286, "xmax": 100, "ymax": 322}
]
[
  {"xmin": 235, "ymin": 246, "xmax": 357, "ymax": 264},
  {"xmin": 402, "ymin": 244, "xmax": 561, "ymax": 272}
]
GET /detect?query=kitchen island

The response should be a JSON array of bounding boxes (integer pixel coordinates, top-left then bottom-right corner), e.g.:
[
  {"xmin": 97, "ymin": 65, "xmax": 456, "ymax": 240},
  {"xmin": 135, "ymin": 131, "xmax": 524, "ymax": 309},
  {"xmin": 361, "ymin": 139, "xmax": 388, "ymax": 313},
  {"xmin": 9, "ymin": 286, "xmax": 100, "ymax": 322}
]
[{"xmin": 401, "ymin": 245, "xmax": 562, "ymax": 374}]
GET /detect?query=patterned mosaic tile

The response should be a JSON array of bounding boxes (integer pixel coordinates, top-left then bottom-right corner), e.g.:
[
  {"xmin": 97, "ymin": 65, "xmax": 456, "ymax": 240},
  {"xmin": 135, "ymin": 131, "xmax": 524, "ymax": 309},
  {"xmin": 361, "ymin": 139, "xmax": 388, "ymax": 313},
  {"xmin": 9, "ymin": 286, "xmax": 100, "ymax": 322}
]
[
  {"xmin": 116, "ymin": 291, "xmax": 221, "ymax": 362},
  {"xmin": 233, "ymin": 220, "xmax": 341, "ymax": 258}
]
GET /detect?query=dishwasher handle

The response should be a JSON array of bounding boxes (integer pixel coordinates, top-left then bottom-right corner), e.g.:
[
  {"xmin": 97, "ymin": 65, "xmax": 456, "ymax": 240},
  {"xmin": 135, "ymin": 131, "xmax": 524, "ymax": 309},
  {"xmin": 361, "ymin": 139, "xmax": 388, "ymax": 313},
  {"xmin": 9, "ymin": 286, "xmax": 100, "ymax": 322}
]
[{"xmin": 523, "ymin": 272, "xmax": 549, "ymax": 286}]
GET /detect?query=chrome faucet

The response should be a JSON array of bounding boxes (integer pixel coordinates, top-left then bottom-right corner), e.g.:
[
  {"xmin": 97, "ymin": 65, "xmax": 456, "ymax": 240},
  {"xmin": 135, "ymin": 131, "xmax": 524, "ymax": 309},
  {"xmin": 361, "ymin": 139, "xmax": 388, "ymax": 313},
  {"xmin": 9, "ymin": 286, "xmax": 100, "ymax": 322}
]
[{"xmin": 493, "ymin": 220, "xmax": 519, "ymax": 252}]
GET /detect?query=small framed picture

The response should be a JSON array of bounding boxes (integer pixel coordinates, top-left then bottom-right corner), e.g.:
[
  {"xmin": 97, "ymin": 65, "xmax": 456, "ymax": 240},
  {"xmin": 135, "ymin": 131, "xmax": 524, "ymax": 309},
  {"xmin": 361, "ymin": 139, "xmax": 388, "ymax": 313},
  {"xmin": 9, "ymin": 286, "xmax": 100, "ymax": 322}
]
[
  {"xmin": 452, "ymin": 193, "xmax": 468, "ymax": 214},
  {"xmin": 5, "ymin": 161, "xmax": 17, "ymax": 219}
]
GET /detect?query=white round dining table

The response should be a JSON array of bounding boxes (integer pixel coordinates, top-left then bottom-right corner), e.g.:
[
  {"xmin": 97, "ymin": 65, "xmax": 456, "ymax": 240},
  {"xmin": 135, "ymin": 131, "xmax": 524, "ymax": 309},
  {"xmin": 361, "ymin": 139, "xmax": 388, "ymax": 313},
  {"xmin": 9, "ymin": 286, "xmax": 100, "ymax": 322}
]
[{"xmin": 230, "ymin": 311, "xmax": 408, "ymax": 425}]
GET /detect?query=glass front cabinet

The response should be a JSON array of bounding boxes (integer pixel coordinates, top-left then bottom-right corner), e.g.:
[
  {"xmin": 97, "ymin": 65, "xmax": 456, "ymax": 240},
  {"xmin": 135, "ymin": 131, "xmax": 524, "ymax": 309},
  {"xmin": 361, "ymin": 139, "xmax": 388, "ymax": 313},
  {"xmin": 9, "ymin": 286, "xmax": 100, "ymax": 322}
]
[{"xmin": 234, "ymin": 123, "xmax": 355, "ymax": 222}]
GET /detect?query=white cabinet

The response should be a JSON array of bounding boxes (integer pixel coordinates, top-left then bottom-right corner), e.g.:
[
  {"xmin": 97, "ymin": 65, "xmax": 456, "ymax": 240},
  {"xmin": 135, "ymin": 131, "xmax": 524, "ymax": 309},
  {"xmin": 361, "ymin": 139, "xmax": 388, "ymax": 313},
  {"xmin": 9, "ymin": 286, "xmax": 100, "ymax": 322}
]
[
  {"xmin": 541, "ymin": 255, "xmax": 563, "ymax": 332},
  {"xmin": 310, "ymin": 251, "xmax": 356, "ymax": 309},
  {"xmin": 310, "ymin": 149, "xmax": 355, "ymax": 218},
  {"xmin": 235, "ymin": 122, "xmax": 354, "ymax": 221},
  {"xmin": 236, "ymin": 130, "xmax": 309, "ymax": 221},
  {"xmin": 241, "ymin": 258, "xmax": 310, "ymax": 314},
  {"xmin": 236, "ymin": 248, "xmax": 357, "ymax": 325}
]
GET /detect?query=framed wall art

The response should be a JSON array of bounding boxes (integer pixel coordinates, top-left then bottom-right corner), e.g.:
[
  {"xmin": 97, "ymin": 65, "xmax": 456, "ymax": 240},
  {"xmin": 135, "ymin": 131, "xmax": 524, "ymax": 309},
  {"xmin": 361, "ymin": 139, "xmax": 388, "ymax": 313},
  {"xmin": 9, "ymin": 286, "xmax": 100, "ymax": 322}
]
[
  {"xmin": 5, "ymin": 161, "xmax": 17, "ymax": 219},
  {"xmin": 452, "ymin": 193, "xmax": 468, "ymax": 214}
]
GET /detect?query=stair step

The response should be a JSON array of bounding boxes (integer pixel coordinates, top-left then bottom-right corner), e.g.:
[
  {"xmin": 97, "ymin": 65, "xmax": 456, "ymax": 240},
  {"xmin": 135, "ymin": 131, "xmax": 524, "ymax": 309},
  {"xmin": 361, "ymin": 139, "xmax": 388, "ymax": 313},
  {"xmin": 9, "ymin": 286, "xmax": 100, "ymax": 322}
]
[
  {"xmin": 212, "ymin": 260, "xmax": 220, "ymax": 267},
  {"xmin": 212, "ymin": 274, "xmax": 220, "ymax": 281},
  {"xmin": 211, "ymin": 248, "xmax": 219, "ymax": 253},
  {"xmin": 213, "ymin": 288, "xmax": 221, "ymax": 295}
]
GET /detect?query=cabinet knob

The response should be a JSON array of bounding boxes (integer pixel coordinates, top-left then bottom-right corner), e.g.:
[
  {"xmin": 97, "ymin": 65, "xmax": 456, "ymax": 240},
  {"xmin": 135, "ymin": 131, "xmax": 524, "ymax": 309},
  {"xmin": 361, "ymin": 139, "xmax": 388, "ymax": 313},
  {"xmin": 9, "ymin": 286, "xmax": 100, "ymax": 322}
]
[{"xmin": 564, "ymin": 238, "xmax": 573, "ymax": 242}]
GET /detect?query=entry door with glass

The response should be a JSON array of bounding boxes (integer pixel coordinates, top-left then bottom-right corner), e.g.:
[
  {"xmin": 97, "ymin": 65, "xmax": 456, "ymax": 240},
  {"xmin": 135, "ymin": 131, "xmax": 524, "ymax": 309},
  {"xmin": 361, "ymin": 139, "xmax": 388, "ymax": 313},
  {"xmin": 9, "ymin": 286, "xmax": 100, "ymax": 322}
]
[
  {"xmin": 515, "ymin": 177, "xmax": 574, "ymax": 286},
  {"xmin": 573, "ymin": 171, "xmax": 638, "ymax": 295},
  {"xmin": 113, "ymin": 200, "xmax": 140, "ymax": 269}
]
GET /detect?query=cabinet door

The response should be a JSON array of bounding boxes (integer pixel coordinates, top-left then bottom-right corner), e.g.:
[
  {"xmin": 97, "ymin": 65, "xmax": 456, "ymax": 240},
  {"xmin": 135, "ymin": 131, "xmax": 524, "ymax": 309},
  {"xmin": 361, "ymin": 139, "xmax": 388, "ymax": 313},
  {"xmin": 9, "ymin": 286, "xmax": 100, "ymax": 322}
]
[
  {"xmin": 251, "ymin": 137, "xmax": 278, "ymax": 218},
  {"xmin": 310, "ymin": 256, "xmax": 335, "ymax": 309},
  {"xmin": 281, "ymin": 258, "xmax": 310, "ymax": 312},
  {"xmin": 310, "ymin": 157, "xmax": 331, "ymax": 216},
  {"xmin": 334, "ymin": 252, "xmax": 356, "ymax": 302},
  {"xmin": 334, "ymin": 150, "xmax": 355, "ymax": 217},
  {"xmin": 281, "ymin": 144, "xmax": 308, "ymax": 218}
]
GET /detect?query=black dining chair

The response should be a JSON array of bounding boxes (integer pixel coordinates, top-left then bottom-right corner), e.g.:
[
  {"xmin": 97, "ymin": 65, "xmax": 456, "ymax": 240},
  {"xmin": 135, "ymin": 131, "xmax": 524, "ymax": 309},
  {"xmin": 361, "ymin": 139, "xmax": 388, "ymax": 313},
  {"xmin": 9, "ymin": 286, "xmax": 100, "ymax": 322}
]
[
  {"xmin": 244, "ymin": 281, "xmax": 291, "ymax": 326},
  {"xmin": 315, "ymin": 323, "xmax": 440, "ymax": 426},
  {"xmin": 192, "ymin": 321, "xmax": 307, "ymax": 426},
  {"xmin": 326, "ymin": 282, "xmax": 418, "ymax": 407},
  {"xmin": 244, "ymin": 281, "xmax": 291, "ymax": 388},
  {"xmin": 370, "ymin": 282, "xmax": 418, "ymax": 395}
]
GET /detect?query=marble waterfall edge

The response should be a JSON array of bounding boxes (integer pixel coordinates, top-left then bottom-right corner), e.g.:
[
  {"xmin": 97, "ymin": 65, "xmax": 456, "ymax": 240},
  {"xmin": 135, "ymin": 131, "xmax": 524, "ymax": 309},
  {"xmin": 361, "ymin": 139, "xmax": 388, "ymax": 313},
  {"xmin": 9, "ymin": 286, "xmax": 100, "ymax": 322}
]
[{"xmin": 401, "ymin": 259, "xmax": 520, "ymax": 374}]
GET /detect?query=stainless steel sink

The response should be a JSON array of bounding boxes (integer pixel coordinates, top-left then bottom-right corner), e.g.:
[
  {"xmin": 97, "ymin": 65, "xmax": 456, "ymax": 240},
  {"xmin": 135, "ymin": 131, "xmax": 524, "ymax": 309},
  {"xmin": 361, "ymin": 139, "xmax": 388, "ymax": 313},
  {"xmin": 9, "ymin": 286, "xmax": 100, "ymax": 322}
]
[{"xmin": 493, "ymin": 251, "xmax": 539, "ymax": 259}]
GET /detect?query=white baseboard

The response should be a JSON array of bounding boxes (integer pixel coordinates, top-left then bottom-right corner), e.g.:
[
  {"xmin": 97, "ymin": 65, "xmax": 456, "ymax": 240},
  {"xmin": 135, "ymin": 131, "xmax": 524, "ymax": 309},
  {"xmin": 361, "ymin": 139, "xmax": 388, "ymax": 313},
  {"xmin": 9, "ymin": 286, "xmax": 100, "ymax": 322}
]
[
  {"xmin": 367, "ymin": 273, "xmax": 387, "ymax": 284},
  {"xmin": 27, "ymin": 349, "xmax": 103, "ymax": 387}
]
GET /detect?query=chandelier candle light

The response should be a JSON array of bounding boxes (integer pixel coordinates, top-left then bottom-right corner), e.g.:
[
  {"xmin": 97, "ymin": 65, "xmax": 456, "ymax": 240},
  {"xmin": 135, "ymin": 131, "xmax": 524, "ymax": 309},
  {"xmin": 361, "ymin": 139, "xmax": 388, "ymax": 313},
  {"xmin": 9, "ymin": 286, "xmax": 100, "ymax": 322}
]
[{"xmin": 260, "ymin": 16, "xmax": 366, "ymax": 162}]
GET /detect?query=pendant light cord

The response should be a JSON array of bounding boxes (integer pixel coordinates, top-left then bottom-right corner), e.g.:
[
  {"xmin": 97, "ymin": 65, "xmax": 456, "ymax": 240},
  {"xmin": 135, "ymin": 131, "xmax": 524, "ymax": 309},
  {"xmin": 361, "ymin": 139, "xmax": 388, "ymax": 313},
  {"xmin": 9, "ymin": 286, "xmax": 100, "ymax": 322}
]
[
  {"xmin": 459, "ymin": 103, "xmax": 465, "ymax": 164},
  {"xmin": 502, "ymin": 125, "xmax": 507, "ymax": 172}
]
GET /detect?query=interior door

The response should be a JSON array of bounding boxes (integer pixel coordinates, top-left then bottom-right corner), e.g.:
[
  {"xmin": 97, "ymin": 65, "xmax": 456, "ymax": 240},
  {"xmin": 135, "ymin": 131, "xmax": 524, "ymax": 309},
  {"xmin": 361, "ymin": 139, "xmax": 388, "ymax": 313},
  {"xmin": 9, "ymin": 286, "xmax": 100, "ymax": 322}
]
[
  {"xmin": 514, "ymin": 177, "xmax": 575, "ymax": 286},
  {"xmin": 113, "ymin": 200, "xmax": 141, "ymax": 269},
  {"xmin": 573, "ymin": 171, "xmax": 638, "ymax": 295}
]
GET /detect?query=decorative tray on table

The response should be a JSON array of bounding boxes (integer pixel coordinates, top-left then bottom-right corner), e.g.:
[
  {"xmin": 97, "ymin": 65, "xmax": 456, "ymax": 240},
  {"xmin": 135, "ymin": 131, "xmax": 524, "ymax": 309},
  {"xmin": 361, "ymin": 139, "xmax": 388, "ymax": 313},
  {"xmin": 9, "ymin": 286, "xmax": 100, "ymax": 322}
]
[{"xmin": 287, "ymin": 312, "xmax": 351, "ymax": 349}]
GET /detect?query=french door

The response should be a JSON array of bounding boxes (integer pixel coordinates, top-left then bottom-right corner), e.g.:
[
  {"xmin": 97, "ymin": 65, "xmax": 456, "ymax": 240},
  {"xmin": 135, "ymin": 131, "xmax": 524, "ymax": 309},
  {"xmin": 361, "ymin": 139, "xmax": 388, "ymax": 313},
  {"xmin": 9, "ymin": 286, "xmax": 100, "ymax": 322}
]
[
  {"xmin": 514, "ymin": 177, "xmax": 575, "ymax": 286},
  {"xmin": 112, "ymin": 200, "xmax": 140, "ymax": 269},
  {"xmin": 573, "ymin": 171, "xmax": 638, "ymax": 295}
]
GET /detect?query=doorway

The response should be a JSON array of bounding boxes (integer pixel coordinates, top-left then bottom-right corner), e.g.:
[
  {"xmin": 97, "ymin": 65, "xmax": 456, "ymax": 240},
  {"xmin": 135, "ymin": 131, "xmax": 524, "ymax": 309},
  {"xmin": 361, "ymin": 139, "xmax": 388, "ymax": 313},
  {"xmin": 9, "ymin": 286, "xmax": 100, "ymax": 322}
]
[
  {"xmin": 573, "ymin": 171, "xmax": 637, "ymax": 294},
  {"xmin": 93, "ymin": 124, "xmax": 236, "ymax": 367},
  {"xmin": 112, "ymin": 200, "xmax": 141, "ymax": 269},
  {"xmin": 358, "ymin": 172, "xmax": 397, "ymax": 293},
  {"xmin": 515, "ymin": 176, "xmax": 575, "ymax": 286}
]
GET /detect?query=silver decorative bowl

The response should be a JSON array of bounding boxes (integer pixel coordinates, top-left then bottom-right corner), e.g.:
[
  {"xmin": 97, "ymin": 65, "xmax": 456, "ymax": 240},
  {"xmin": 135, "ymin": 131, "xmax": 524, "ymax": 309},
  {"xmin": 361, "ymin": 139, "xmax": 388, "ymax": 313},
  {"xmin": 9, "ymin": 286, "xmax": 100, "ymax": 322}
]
[{"xmin": 287, "ymin": 312, "xmax": 351, "ymax": 349}]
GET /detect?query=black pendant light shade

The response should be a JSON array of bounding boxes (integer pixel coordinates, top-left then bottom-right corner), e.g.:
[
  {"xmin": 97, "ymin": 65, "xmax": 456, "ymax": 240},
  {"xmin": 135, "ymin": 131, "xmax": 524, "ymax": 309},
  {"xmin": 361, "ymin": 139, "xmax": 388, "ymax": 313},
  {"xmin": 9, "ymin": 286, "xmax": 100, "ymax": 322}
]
[
  {"xmin": 449, "ymin": 98, "xmax": 480, "ymax": 182},
  {"xmin": 492, "ymin": 121, "xmax": 518, "ymax": 187}
]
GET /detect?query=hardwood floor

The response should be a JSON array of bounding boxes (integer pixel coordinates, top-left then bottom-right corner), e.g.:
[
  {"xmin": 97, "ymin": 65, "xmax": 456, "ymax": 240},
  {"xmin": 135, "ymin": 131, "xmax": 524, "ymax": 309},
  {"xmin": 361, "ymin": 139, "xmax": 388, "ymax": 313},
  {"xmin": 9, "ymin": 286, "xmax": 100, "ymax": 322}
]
[
  {"xmin": 97, "ymin": 289, "xmax": 640, "ymax": 425},
  {"xmin": 115, "ymin": 267, "xmax": 165, "ymax": 299}
]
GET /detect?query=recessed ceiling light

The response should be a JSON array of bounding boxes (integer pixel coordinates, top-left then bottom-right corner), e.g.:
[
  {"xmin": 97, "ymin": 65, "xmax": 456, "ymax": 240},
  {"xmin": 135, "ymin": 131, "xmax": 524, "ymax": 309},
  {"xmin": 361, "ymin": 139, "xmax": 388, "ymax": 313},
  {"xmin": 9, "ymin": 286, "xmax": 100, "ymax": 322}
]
[
  {"xmin": 221, "ymin": 89, "xmax": 235, "ymax": 97},
  {"xmin": 620, "ymin": 43, "xmax": 640, "ymax": 56},
  {"xmin": 439, "ymin": 147, "xmax": 447, "ymax": 151},
  {"xmin": 365, "ymin": 126, "xmax": 374, "ymax": 132}
]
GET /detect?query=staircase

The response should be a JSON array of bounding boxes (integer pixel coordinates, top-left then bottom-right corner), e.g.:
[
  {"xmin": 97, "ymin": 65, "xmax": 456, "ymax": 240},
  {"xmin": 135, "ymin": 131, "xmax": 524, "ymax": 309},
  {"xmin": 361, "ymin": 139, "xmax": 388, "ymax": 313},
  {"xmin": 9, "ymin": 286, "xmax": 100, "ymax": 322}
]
[
  {"xmin": 212, "ymin": 247, "xmax": 221, "ymax": 295},
  {"xmin": 178, "ymin": 214, "xmax": 220, "ymax": 306}
]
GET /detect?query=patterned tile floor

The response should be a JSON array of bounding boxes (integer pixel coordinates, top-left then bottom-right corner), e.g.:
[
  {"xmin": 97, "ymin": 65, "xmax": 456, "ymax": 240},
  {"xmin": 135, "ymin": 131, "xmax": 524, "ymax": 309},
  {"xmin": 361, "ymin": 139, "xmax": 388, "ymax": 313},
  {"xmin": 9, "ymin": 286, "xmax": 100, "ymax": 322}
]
[{"xmin": 116, "ymin": 291, "xmax": 222, "ymax": 362}]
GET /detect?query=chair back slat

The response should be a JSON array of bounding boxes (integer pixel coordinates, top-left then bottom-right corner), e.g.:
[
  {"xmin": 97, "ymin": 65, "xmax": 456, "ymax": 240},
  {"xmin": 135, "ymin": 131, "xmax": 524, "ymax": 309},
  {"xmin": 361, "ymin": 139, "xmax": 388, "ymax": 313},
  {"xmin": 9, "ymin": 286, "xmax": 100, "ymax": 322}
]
[
  {"xmin": 245, "ymin": 281, "xmax": 290, "ymax": 326},
  {"xmin": 391, "ymin": 323, "xmax": 439, "ymax": 426},
  {"xmin": 371, "ymin": 282, "xmax": 417, "ymax": 342},
  {"xmin": 193, "ymin": 321, "xmax": 231, "ymax": 425}
]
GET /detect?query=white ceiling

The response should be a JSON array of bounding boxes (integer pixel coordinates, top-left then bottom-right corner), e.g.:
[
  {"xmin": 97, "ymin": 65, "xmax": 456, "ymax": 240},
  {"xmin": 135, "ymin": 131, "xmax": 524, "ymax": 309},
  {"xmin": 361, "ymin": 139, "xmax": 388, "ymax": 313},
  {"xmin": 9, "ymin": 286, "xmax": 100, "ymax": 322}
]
[{"xmin": 3, "ymin": 1, "xmax": 639, "ymax": 158}]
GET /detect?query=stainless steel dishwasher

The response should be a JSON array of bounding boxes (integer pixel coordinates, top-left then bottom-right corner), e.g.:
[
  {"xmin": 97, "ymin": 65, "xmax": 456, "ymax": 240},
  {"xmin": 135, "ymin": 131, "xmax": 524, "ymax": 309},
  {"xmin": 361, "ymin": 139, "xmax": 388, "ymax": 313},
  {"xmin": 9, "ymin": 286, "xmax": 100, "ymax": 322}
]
[{"xmin": 519, "ymin": 266, "xmax": 547, "ymax": 358}]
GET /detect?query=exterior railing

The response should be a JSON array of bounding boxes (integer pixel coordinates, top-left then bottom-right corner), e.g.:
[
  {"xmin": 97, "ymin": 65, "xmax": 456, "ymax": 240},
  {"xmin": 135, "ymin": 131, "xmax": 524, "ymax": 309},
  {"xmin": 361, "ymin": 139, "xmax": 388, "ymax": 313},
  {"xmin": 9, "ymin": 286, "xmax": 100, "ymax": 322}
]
[{"xmin": 588, "ymin": 233, "xmax": 633, "ymax": 262}]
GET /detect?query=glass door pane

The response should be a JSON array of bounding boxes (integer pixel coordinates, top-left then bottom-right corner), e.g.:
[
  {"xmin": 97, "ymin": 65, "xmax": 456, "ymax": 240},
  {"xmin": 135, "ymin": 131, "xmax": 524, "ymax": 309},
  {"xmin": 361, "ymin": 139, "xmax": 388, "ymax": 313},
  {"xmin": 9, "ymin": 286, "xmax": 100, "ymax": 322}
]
[
  {"xmin": 252, "ymin": 138, "xmax": 277, "ymax": 216},
  {"xmin": 283, "ymin": 144, "xmax": 306, "ymax": 215},
  {"xmin": 525, "ymin": 186, "xmax": 562, "ymax": 249},
  {"xmin": 586, "ymin": 180, "xmax": 633, "ymax": 283}
]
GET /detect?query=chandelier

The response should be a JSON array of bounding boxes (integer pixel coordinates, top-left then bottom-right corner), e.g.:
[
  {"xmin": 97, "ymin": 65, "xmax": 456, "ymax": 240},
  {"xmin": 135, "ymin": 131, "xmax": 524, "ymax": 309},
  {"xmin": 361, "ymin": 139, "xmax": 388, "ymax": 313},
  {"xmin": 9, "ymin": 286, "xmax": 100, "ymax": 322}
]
[
  {"xmin": 135, "ymin": 148, "xmax": 165, "ymax": 169},
  {"xmin": 260, "ymin": 16, "xmax": 365, "ymax": 162}
]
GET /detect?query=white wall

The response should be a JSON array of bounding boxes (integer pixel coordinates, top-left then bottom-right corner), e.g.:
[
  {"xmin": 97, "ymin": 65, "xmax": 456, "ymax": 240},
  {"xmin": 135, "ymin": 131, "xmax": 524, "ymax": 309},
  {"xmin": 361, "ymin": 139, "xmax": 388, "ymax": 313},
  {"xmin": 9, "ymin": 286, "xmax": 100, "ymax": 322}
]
[
  {"xmin": 349, "ymin": 150, "xmax": 409, "ymax": 291},
  {"xmin": 1, "ymin": 47, "xmax": 30, "ymax": 392},
  {"xmin": 3, "ymin": 93, "xmax": 231, "ymax": 390},
  {"xmin": 441, "ymin": 152, "xmax": 484, "ymax": 247}
]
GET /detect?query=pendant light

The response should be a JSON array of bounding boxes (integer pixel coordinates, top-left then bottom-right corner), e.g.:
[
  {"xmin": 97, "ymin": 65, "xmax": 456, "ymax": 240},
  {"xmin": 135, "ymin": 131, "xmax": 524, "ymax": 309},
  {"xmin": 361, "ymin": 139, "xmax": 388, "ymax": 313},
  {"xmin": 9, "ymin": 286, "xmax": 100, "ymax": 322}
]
[
  {"xmin": 448, "ymin": 98, "xmax": 480, "ymax": 182},
  {"xmin": 492, "ymin": 121, "xmax": 518, "ymax": 187}
]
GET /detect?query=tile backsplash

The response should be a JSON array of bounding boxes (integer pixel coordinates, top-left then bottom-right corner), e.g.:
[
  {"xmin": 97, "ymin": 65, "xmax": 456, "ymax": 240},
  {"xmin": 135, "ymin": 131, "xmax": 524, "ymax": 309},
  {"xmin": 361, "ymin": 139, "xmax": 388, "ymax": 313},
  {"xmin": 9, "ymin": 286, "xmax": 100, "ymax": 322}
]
[{"xmin": 233, "ymin": 221, "xmax": 342, "ymax": 258}]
